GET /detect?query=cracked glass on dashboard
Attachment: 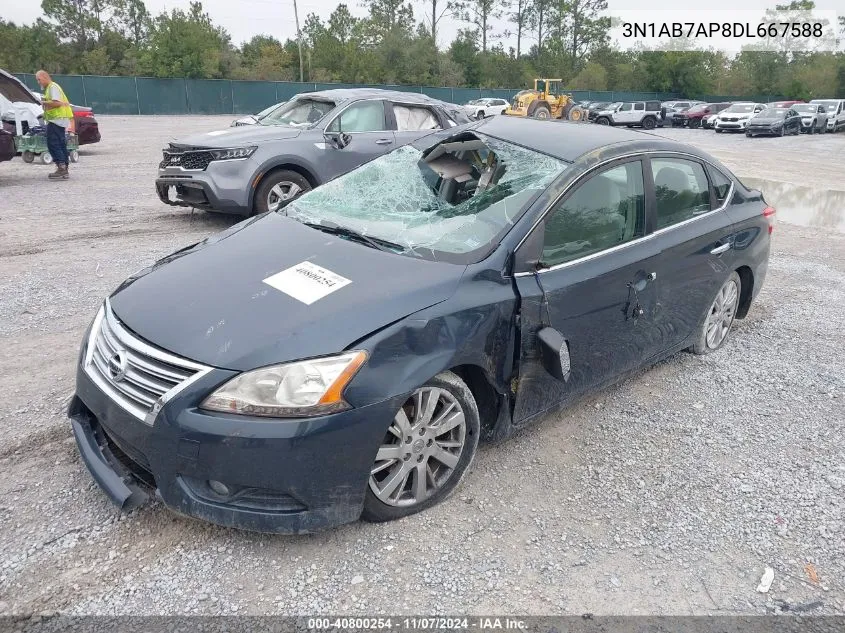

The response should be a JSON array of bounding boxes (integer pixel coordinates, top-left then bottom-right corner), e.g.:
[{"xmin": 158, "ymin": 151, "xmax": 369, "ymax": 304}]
[
  {"xmin": 260, "ymin": 98, "xmax": 336, "ymax": 127},
  {"xmin": 283, "ymin": 133, "xmax": 567, "ymax": 262}
]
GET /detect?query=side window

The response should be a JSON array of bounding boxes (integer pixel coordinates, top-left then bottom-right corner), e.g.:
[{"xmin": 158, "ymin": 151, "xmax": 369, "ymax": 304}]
[
  {"xmin": 541, "ymin": 161, "xmax": 645, "ymax": 267},
  {"xmin": 652, "ymin": 158, "xmax": 711, "ymax": 229},
  {"xmin": 708, "ymin": 166, "xmax": 732, "ymax": 205},
  {"xmin": 619, "ymin": 103, "xmax": 633, "ymax": 111},
  {"xmin": 392, "ymin": 104, "xmax": 442, "ymax": 132},
  {"xmin": 326, "ymin": 101, "xmax": 385, "ymax": 133},
  {"xmin": 634, "ymin": 103, "xmax": 645, "ymax": 111}
]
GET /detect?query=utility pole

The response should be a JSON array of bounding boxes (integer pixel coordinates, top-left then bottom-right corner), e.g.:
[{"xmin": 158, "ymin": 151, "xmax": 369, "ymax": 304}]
[{"xmin": 293, "ymin": 0, "xmax": 305, "ymax": 82}]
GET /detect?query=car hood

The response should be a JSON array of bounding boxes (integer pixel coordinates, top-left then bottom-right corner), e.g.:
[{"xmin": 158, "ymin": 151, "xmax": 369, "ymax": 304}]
[
  {"xmin": 171, "ymin": 124, "xmax": 304, "ymax": 148},
  {"xmin": 109, "ymin": 214, "xmax": 465, "ymax": 371},
  {"xmin": 720, "ymin": 112, "xmax": 753, "ymax": 119},
  {"xmin": 749, "ymin": 117, "xmax": 783, "ymax": 124},
  {"xmin": 0, "ymin": 70, "xmax": 39, "ymax": 104}
]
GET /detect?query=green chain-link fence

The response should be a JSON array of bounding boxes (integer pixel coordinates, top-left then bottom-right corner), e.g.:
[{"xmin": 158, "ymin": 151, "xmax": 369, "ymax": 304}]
[{"xmin": 12, "ymin": 73, "xmax": 692, "ymax": 115}]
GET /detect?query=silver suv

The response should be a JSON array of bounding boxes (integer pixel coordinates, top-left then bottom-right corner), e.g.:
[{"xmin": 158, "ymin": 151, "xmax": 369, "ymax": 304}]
[{"xmin": 156, "ymin": 88, "xmax": 470, "ymax": 216}]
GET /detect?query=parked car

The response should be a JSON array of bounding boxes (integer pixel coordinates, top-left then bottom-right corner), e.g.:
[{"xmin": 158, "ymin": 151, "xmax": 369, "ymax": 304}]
[
  {"xmin": 156, "ymin": 89, "xmax": 471, "ymax": 216},
  {"xmin": 586, "ymin": 101, "xmax": 613, "ymax": 121},
  {"xmin": 29, "ymin": 90, "xmax": 101, "ymax": 145},
  {"xmin": 464, "ymin": 97, "xmax": 510, "ymax": 120},
  {"xmin": 792, "ymin": 103, "xmax": 828, "ymax": 134},
  {"xmin": 809, "ymin": 99, "xmax": 845, "ymax": 132},
  {"xmin": 702, "ymin": 104, "xmax": 734, "ymax": 129},
  {"xmin": 745, "ymin": 107, "xmax": 802, "ymax": 137},
  {"xmin": 231, "ymin": 101, "xmax": 287, "ymax": 127},
  {"xmin": 714, "ymin": 102, "xmax": 766, "ymax": 133},
  {"xmin": 672, "ymin": 102, "xmax": 731, "ymax": 128},
  {"xmin": 71, "ymin": 117, "xmax": 773, "ymax": 533},
  {"xmin": 661, "ymin": 100, "xmax": 703, "ymax": 114},
  {"xmin": 593, "ymin": 100, "xmax": 664, "ymax": 129},
  {"xmin": 0, "ymin": 69, "xmax": 42, "ymax": 161}
]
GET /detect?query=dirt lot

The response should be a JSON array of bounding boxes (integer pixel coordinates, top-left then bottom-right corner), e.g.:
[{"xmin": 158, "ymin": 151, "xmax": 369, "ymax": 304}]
[{"xmin": 0, "ymin": 117, "xmax": 843, "ymax": 616}]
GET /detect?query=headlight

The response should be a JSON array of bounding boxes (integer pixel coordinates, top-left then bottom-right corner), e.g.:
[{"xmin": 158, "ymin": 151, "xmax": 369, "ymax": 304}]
[
  {"xmin": 200, "ymin": 351, "xmax": 367, "ymax": 418},
  {"xmin": 209, "ymin": 146, "xmax": 257, "ymax": 161}
]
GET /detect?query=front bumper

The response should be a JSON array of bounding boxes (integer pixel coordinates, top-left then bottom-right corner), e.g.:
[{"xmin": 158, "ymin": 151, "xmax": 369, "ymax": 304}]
[
  {"xmin": 156, "ymin": 159, "xmax": 254, "ymax": 215},
  {"xmin": 70, "ymin": 360, "xmax": 406, "ymax": 533},
  {"xmin": 746, "ymin": 126, "xmax": 780, "ymax": 136},
  {"xmin": 715, "ymin": 120, "xmax": 748, "ymax": 130}
]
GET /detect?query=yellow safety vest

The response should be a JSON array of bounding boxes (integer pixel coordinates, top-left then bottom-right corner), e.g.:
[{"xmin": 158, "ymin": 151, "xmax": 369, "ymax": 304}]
[{"xmin": 43, "ymin": 82, "xmax": 74, "ymax": 121}]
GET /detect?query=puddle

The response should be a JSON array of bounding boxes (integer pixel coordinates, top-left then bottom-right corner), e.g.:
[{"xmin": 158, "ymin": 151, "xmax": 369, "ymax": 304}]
[{"xmin": 741, "ymin": 177, "xmax": 845, "ymax": 234}]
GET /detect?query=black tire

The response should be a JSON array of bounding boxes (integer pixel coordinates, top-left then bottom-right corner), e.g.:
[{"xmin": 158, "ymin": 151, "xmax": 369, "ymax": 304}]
[
  {"xmin": 253, "ymin": 169, "xmax": 311, "ymax": 215},
  {"xmin": 361, "ymin": 370, "xmax": 480, "ymax": 523},
  {"xmin": 745, "ymin": 131, "xmax": 752, "ymax": 137},
  {"xmin": 595, "ymin": 117, "xmax": 610, "ymax": 126},
  {"xmin": 715, "ymin": 128, "xmax": 723, "ymax": 134},
  {"xmin": 689, "ymin": 118, "xmax": 700, "ymax": 129},
  {"xmin": 691, "ymin": 271, "xmax": 741, "ymax": 355},
  {"xmin": 22, "ymin": 151, "xmax": 34, "ymax": 163},
  {"xmin": 642, "ymin": 116, "xmax": 656, "ymax": 130},
  {"xmin": 532, "ymin": 104, "xmax": 551, "ymax": 120},
  {"xmin": 476, "ymin": 110, "xmax": 485, "ymax": 120}
]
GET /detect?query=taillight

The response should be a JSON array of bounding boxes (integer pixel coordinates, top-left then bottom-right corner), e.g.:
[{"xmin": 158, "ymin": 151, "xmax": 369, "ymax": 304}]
[
  {"xmin": 763, "ymin": 206, "xmax": 776, "ymax": 234},
  {"xmin": 75, "ymin": 110, "xmax": 93, "ymax": 117}
]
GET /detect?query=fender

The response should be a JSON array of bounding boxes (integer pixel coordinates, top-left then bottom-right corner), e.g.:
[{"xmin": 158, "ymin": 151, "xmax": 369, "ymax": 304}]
[{"xmin": 247, "ymin": 156, "xmax": 323, "ymax": 210}]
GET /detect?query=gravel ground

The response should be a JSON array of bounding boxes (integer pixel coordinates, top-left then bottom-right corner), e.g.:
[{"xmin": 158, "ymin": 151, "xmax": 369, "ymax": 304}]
[{"xmin": 0, "ymin": 116, "xmax": 843, "ymax": 617}]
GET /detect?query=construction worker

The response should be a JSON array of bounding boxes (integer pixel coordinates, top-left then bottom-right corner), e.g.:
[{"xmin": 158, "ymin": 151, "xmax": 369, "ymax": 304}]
[{"xmin": 35, "ymin": 70, "xmax": 73, "ymax": 180}]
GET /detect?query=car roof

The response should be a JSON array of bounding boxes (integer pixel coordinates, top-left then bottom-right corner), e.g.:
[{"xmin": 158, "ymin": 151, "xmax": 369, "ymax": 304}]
[
  {"xmin": 293, "ymin": 87, "xmax": 454, "ymax": 107},
  {"xmin": 470, "ymin": 116, "xmax": 706, "ymax": 163},
  {"xmin": 0, "ymin": 69, "xmax": 40, "ymax": 105}
]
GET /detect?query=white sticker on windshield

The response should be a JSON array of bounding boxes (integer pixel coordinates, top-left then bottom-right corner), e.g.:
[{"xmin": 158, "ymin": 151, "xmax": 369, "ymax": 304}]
[{"xmin": 262, "ymin": 261, "xmax": 352, "ymax": 305}]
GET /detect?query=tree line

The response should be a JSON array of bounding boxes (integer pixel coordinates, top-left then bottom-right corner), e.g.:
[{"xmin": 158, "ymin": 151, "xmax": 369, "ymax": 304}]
[{"xmin": 1, "ymin": 0, "xmax": 843, "ymax": 99}]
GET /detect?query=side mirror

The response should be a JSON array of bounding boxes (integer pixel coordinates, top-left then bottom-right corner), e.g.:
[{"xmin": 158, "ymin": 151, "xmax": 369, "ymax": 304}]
[
  {"xmin": 324, "ymin": 131, "xmax": 351, "ymax": 150},
  {"xmin": 537, "ymin": 327, "xmax": 571, "ymax": 382}
]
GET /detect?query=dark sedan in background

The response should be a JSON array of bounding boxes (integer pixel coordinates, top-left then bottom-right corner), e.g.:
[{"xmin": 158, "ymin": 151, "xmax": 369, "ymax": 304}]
[
  {"xmin": 746, "ymin": 107, "xmax": 802, "ymax": 137},
  {"xmin": 72, "ymin": 118, "xmax": 773, "ymax": 533}
]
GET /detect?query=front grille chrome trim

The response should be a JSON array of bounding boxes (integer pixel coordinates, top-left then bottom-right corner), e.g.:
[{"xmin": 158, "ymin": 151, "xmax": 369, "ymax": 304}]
[{"xmin": 83, "ymin": 299, "xmax": 213, "ymax": 425}]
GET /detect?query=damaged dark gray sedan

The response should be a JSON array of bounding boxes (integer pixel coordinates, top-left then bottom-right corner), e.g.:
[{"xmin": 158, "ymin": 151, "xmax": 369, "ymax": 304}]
[{"xmin": 69, "ymin": 118, "xmax": 774, "ymax": 533}]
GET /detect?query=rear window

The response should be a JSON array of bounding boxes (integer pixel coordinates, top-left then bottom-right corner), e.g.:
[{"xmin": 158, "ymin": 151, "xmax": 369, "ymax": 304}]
[
  {"xmin": 646, "ymin": 101, "xmax": 661, "ymax": 111},
  {"xmin": 708, "ymin": 166, "xmax": 732, "ymax": 205}
]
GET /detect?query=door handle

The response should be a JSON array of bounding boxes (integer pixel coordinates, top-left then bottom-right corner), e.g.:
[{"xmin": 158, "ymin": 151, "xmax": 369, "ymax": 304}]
[
  {"xmin": 375, "ymin": 138, "xmax": 393, "ymax": 145},
  {"xmin": 710, "ymin": 242, "xmax": 731, "ymax": 255}
]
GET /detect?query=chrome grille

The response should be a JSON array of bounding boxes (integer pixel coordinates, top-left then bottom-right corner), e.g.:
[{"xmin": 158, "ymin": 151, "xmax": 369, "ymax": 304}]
[{"xmin": 84, "ymin": 301, "xmax": 211, "ymax": 424}]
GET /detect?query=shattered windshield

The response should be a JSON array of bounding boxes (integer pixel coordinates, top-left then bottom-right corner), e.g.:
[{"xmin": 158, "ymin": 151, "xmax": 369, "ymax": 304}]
[
  {"xmin": 284, "ymin": 134, "xmax": 567, "ymax": 263},
  {"xmin": 259, "ymin": 98, "xmax": 335, "ymax": 127}
]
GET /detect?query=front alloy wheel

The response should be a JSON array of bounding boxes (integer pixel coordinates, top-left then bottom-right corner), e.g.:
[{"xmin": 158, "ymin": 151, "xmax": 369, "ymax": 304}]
[
  {"xmin": 692, "ymin": 272, "xmax": 741, "ymax": 355},
  {"xmin": 362, "ymin": 371, "xmax": 480, "ymax": 522},
  {"xmin": 253, "ymin": 169, "xmax": 312, "ymax": 215}
]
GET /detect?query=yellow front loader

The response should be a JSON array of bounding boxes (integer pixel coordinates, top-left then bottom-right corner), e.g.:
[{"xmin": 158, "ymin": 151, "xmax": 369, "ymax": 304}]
[{"xmin": 504, "ymin": 79, "xmax": 585, "ymax": 121}]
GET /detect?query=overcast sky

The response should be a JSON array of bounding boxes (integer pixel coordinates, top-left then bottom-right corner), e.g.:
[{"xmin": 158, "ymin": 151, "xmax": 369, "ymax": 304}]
[{"xmin": 4, "ymin": 0, "xmax": 841, "ymax": 52}]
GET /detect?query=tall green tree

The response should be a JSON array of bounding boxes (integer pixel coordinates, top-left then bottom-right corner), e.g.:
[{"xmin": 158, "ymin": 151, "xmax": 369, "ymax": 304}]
[
  {"xmin": 460, "ymin": 0, "xmax": 507, "ymax": 53},
  {"xmin": 143, "ymin": 2, "xmax": 235, "ymax": 78}
]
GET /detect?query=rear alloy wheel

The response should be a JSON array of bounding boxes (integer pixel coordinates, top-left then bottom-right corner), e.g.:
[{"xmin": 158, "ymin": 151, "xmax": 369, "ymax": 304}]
[
  {"xmin": 642, "ymin": 116, "xmax": 656, "ymax": 130},
  {"xmin": 254, "ymin": 169, "xmax": 311, "ymax": 215},
  {"xmin": 692, "ymin": 272, "xmax": 741, "ymax": 355},
  {"xmin": 362, "ymin": 371, "xmax": 480, "ymax": 522}
]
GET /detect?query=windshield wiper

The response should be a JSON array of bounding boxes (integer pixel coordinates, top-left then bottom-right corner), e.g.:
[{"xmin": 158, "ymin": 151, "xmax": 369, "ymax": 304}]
[{"xmin": 302, "ymin": 221, "xmax": 405, "ymax": 253}]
